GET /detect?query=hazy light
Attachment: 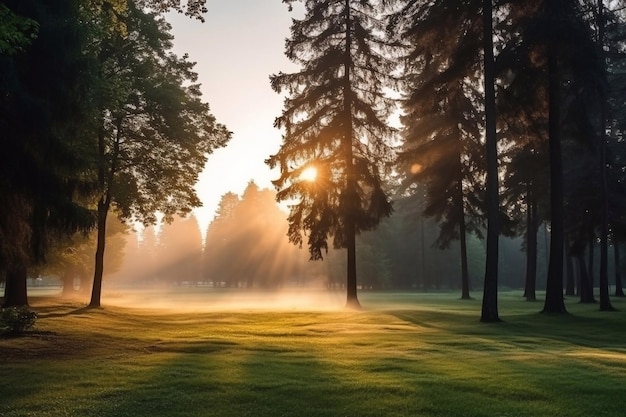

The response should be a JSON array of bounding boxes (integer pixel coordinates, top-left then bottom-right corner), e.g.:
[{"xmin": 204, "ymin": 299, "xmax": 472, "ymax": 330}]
[
  {"xmin": 299, "ymin": 167, "xmax": 318, "ymax": 182},
  {"xmin": 102, "ymin": 289, "xmax": 345, "ymax": 312}
]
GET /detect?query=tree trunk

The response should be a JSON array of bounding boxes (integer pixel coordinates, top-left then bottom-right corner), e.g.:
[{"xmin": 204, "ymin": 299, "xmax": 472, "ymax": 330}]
[
  {"xmin": 578, "ymin": 251, "xmax": 596, "ymax": 303},
  {"xmin": 480, "ymin": 0, "xmax": 500, "ymax": 322},
  {"xmin": 89, "ymin": 199, "xmax": 109, "ymax": 308},
  {"xmin": 343, "ymin": 0, "xmax": 360, "ymax": 310},
  {"xmin": 2, "ymin": 264, "xmax": 29, "ymax": 307},
  {"xmin": 420, "ymin": 213, "xmax": 427, "ymax": 291},
  {"xmin": 565, "ymin": 251, "xmax": 576, "ymax": 297},
  {"xmin": 614, "ymin": 239, "xmax": 624, "ymax": 296},
  {"xmin": 345, "ymin": 219, "xmax": 360, "ymax": 309},
  {"xmin": 89, "ymin": 114, "xmax": 120, "ymax": 308},
  {"xmin": 454, "ymin": 123, "xmax": 471, "ymax": 300},
  {"xmin": 524, "ymin": 182, "xmax": 538, "ymax": 301},
  {"xmin": 588, "ymin": 227, "xmax": 595, "ymax": 288},
  {"xmin": 597, "ymin": 0, "xmax": 614, "ymax": 311},
  {"xmin": 543, "ymin": 28, "xmax": 567, "ymax": 314},
  {"xmin": 459, "ymin": 206, "xmax": 471, "ymax": 300}
]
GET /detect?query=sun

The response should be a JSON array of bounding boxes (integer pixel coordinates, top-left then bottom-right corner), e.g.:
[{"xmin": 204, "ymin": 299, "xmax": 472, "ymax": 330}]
[{"xmin": 299, "ymin": 166, "xmax": 318, "ymax": 182}]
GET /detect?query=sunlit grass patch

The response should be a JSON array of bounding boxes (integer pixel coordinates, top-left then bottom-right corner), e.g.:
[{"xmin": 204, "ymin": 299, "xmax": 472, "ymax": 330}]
[{"xmin": 1, "ymin": 291, "xmax": 625, "ymax": 416}]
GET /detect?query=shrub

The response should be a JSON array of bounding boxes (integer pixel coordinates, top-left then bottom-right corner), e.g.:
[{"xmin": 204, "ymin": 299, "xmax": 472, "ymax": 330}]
[{"xmin": 0, "ymin": 306, "xmax": 37, "ymax": 335}]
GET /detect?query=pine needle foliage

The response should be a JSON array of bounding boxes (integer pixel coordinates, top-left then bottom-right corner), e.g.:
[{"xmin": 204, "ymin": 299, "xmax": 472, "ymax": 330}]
[{"xmin": 268, "ymin": 0, "xmax": 397, "ymax": 263}]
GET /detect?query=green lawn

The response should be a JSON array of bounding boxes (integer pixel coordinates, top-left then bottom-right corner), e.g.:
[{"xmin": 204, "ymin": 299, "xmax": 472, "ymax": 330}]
[{"xmin": 1, "ymin": 291, "xmax": 625, "ymax": 417}]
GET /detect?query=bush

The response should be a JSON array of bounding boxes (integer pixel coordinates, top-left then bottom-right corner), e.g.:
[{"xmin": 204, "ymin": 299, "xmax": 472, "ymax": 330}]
[{"xmin": 0, "ymin": 306, "xmax": 37, "ymax": 335}]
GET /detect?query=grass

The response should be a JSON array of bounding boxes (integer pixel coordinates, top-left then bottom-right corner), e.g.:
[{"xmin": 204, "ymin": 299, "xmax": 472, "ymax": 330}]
[{"xmin": 1, "ymin": 290, "xmax": 625, "ymax": 417}]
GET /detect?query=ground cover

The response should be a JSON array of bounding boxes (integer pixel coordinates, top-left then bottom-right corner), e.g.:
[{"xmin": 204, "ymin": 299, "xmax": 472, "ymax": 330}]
[{"xmin": 1, "ymin": 291, "xmax": 625, "ymax": 417}]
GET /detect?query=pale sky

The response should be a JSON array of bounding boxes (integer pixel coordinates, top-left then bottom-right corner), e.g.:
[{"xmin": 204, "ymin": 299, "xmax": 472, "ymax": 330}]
[{"xmin": 166, "ymin": 1, "xmax": 303, "ymax": 234}]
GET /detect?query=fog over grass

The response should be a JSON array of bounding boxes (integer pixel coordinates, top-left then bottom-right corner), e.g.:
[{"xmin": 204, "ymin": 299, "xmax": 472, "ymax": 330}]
[{"xmin": 101, "ymin": 288, "xmax": 349, "ymax": 312}]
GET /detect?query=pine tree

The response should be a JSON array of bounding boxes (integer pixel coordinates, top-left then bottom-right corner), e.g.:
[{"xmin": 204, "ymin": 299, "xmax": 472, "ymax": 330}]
[
  {"xmin": 391, "ymin": 0, "xmax": 485, "ymax": 301},
  {"xmin": 267, "ymin": 0, "xmax": 396, "ymax": 308}
]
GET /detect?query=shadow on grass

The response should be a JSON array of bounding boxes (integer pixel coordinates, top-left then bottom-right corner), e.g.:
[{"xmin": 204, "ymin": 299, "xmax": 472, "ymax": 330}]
[
  {"xmin": 387, "ymin": 306, "xmax": 626, "ymax": 353},
  {"xmin": 87, "ymin": 344, "xmax": 354, "ymax": 417},
  {"xmin": 80, "ymin": 333, "xmax": 626, "ymax": 417},
  {"xmin": 35, "ymin": 306, "xmax": 95, "ymax": 319}
]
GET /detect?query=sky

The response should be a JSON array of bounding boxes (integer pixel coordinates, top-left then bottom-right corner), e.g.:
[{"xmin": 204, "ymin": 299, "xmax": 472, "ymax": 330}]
[{"xmin": 165, "ymin": 1, "xmax": 304, "ymax": 234}]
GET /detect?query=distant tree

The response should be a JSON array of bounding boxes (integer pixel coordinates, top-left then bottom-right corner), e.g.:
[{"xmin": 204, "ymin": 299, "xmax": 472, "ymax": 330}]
[
  {"xmin": 86, "ymin": 1, "xmax": 230, "ymax": 307},
  {"xmin": 204, "ymin": 192, "xmax": 240, "ymax": 286},
  {"xmin": 156, "ymin": 215, "xmax": 203, "ymax": 285},
  {"xmin": 204, "ymin": 182, "xmax": 304, "ymax": 288},
  {"xmin": 267, "ymin": 0, "xmax": 396, "ymax": 308},
  {"xmin": 33, "ymin": 214, "xmax": 129, "ymax": 298}
]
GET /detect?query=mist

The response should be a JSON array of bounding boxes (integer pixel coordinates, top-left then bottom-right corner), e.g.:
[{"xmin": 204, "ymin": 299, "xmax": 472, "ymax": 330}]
[{"xmin": 100, "ymin": 288, "xmax": 347, "ymax": 312}]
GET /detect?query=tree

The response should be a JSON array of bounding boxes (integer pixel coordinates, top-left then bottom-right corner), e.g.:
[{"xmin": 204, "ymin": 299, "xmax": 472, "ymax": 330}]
[
  {"xmin": 391, "ymin": 0, "xmax": 485, "ymax": 301},
  {"xmin": 203, "ymin": 192, "xmax": 241, "ymax": 286},
  {"xmin": 1, "ymin": 0, "xmax": 96, "ymax": 307},
  {"xmin": 138, "ymin": 0, "xmax": 208, "ymax": 21},
  {"xmin": 204, "ymin": 183, "xmax": 305, "ymax": 288},
  {"xmin": 156, "ymin": 215, "xmax": 203, "ymax": 285},
  {"xmin": 87, "ymin": 1, "xmax": 230, "ymax": 307},
  {"xmin": 481, "ymin": 0, "xmax": 500, "ymax": 322},
  {"xmin": 596, "ymin": 0, "xmax": 615, "ymax": 311},
  {"xmin": 267, "ymin": 0, "xmax": 396, "ymax": 308},
  {"xmin": 33, "ymin": 213, "xmax": 129, "ymax": 298},
  {"xmin": 541, "ymin": 0, "xmax": 603, "ymax": 313}
]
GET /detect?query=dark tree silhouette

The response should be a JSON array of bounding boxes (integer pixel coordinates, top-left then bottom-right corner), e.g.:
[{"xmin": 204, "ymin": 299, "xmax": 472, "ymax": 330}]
[
  {"xmin": 391, "ymin": 0, "xmax": 485, "ymax": 301},
  {"xmin": 267, "ymin": 0, "xmax": 396, "ymax": 308},
  {"xmin": 1, "ymin": 0, "xmax": 95, "ymax": 307},
  {"xmin": 481, "ymin": 0, "xmax": 500, "ymax": 322}
]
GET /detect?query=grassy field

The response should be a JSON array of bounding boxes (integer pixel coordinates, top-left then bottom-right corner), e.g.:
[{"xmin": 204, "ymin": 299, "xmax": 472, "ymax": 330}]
[{"xmin": 1, "ymin": 290, "xmax": 625, "ymax": 417}]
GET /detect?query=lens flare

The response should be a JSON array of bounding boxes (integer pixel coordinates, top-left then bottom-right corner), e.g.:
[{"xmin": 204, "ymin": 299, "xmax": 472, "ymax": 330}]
[{"xmin": 299, "ymin": 167, "xmax": 318, "ymax": 182}]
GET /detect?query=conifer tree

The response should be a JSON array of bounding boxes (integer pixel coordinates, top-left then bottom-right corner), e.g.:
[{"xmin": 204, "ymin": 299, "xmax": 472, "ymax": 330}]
[
  {"xmin": 391, "ymin": 0, "xmax": 485, "ymax": 301},
  {"xmin": 267, "ymin": 0, "xmax": 396, "ymax": 308}
]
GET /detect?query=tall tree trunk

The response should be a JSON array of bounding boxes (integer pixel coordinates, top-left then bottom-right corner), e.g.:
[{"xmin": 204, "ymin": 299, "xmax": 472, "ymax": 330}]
[
  {"xmin": 524, "ymin": 182, "xmax": 538, "ymax": 301},
  {"xmin": 614, "ymin": 238, "xmax": 624, "ymax": 296},
  {"xmin": 89, "ymin": 199, "xmax": 109, "ymax": 308},
  {"xmin": 588, "ymin": 226, "xmax": 595, "ymax": 287},
  {"xmin": 459, "ymin": 202, "xmax": 470, "ymax": 300},
  {"xmin": 578, "ymin": 251, "xmax": 595, "ymax": 303},
  {"xmin": 420, "ymin": 201, "xmax": 427, "ymax": 291},
  {"xmin": 543, "ymin": 27, "xmax": 567, "ymax": 314},
  {"xmin": 565, "ymin": 247, "xmax": 576, "ymax": 297},
  {"xmin": 597, "ymin": 0, "xmax": 614, "ymax": 311},
  {"xmin": 2, "ymin": 264, "xmax": 29, "ymax": 307},
  {"xmin": 343, "ymin": 0, "xmax": 359, "ymax": 309},
  {"xmin": 454, "ymin": 123, "xmax": 471, "ymax": 300},
  {"xmin": 89, "ymin": 118, "xmax": 118, "ymax": 308},
  {"xmin": 481, "ymin": 0, "xmax": 500, "ymax": 322}
]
